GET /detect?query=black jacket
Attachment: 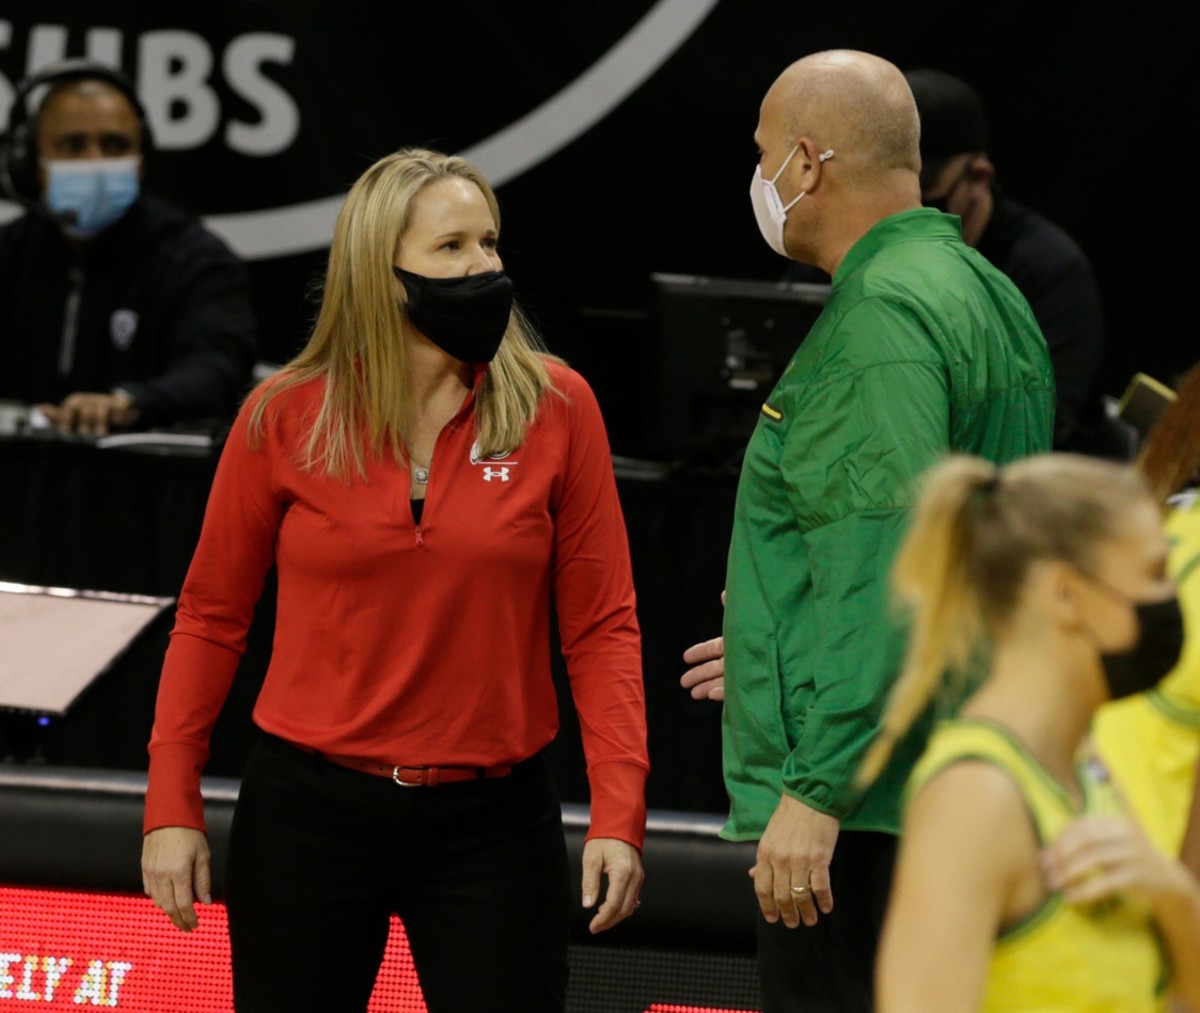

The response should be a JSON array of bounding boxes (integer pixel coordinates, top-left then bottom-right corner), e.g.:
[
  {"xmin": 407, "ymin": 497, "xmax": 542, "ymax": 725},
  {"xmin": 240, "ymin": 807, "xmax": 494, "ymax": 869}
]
[
  {"xmin": 975, "ymin": 191, "xmax": 1107, "ymax": 453},
  {"xmin": 0, "ymin": 194, "xmax": 257, "ymax": 427}
]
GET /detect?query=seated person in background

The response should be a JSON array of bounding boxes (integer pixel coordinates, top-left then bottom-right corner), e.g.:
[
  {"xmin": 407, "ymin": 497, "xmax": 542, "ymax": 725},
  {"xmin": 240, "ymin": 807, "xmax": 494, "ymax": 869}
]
[
  {"xmin": 0, "ymin": 60, "xmax": 257, "ymax": 436},
  {"xmin": 784, "ymin": 67, "xmax": 1113, "ymax": 456}
]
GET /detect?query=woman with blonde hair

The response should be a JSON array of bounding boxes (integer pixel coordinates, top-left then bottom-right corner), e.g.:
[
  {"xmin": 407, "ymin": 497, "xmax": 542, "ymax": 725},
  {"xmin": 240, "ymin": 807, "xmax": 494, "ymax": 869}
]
[
  {"xmin": 867, "ymin": 453, "xmax": 1200, "ymax": 1011},
  {"xmin": 140, "ymin": 148, "xmax": 648, "ymax": 1011}
]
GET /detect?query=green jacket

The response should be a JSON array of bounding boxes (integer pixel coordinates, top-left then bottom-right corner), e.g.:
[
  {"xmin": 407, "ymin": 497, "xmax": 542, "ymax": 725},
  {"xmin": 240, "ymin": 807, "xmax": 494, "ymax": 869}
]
[{"xmin": 721, "ymin": 209, "xmax": 1055, "ymax": 840}]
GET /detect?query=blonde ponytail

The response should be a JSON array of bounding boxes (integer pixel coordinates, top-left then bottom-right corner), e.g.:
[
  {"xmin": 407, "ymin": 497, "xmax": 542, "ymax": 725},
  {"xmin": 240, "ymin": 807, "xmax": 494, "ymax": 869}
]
[{"xmin": 857, "ymin": 452, "xmax": 1153, "ymax": 788}]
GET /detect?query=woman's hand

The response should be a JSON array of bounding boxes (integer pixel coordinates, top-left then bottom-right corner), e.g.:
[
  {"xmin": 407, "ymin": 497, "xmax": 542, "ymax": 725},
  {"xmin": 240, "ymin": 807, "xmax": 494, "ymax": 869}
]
[
  {"xmin": 1045, "ymin": 814, "xmax": 1200, "ymax": 1008},
  {"xmin": 141, "ymin": 826, "xmax": 212, "ymax": 931},
  {"xmin": 1042, "ymin": 815, "xmax": 1190, "ymax": 910},
  {"xmin": 581, "ymin": 838, "xmax": 644, "ymax": 934}
]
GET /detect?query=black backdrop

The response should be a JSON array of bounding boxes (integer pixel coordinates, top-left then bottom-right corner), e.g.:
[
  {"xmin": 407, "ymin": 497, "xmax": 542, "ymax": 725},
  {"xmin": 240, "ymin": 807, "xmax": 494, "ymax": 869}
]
[
  {"xmin": 1, "ymin": 3, "xmax": 1196, "ymax": 808},
  {"xmin": 2, "ymin": 1, "xmax": 1195, "ymax": 440}
]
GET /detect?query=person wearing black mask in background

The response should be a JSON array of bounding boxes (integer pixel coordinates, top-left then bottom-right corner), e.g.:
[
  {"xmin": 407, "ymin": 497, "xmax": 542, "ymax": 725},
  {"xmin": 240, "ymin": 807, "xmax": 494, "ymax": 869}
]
[
  {"xmin": 0, "ymin": 60, "xmax": 257, "ymax": 435},
  {"xmin": 909, "ymin": 68, "xmax": 1118, "ymax": 456},
  {"xmin": 784, "ymin": 68, "xmax": 1115, "ymax": 457}
]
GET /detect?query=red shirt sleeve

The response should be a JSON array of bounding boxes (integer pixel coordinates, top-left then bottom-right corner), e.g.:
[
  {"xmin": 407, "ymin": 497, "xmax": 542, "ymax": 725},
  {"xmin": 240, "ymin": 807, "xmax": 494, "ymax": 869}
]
[
  {"xmin": 549, "ymin": 367, "xmax": 649, "ymax": 849},
  {"xmin": 143, "ymin": 388, "xmax": 285, "ymax": 833}
]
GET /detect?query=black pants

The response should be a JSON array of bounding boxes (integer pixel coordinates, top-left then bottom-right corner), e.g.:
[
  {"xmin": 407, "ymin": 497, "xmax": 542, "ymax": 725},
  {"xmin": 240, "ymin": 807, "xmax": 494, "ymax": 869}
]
[
  {"xmin": 756, "ymin": 830, "xmax": 897, "ymax": 1013},
  {"xmin": 225, "ymin": 734, "xmax": 570, "ymax": 1013}
]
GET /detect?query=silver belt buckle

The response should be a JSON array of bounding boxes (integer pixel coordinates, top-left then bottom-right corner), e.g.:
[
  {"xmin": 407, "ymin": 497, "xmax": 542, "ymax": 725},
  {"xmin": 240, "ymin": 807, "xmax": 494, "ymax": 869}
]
[{"xmin": 392, "ymin": 765, "xmax": 424, "ymax": 787}]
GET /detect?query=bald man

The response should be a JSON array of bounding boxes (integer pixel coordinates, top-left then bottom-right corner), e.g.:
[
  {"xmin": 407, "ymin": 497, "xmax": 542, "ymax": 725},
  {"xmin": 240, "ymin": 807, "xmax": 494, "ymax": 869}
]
[{"xmin": 719, "ymin": 51, "xmax": 1054, "ymax": 1010}]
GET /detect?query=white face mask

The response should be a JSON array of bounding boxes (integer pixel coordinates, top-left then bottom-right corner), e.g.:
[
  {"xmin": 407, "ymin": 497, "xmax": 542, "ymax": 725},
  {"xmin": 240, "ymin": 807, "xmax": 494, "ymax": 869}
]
[{"xmin": 748, "ymin": 145, "xmax": 834, "ymax": 257}]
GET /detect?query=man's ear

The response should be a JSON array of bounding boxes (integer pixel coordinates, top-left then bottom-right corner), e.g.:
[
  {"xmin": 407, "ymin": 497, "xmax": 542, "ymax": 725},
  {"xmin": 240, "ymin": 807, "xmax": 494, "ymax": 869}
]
[{"xmin": 792, "ymin": 136, "xmax": 829, "ymax": 192}]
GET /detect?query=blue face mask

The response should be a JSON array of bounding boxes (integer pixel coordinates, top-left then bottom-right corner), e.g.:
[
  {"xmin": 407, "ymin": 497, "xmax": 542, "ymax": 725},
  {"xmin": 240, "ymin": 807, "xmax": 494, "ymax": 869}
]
[{"xmin": 42, "ymin": 157, "xmax": 140, "ymax": 238}]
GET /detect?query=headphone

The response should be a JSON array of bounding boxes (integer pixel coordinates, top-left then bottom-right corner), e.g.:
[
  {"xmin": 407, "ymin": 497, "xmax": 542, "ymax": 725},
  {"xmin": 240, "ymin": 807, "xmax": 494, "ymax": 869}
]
[{"xmin": 0, "ymin": 59, "xmax": 152, "ymax": 206}]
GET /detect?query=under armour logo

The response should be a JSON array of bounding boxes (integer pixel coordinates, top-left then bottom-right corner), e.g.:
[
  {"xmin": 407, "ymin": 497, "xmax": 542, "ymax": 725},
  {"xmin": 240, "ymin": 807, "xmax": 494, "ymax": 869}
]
[{"xmin": 483, "ymin": 467, "xmax": 510, "ymax": 482}]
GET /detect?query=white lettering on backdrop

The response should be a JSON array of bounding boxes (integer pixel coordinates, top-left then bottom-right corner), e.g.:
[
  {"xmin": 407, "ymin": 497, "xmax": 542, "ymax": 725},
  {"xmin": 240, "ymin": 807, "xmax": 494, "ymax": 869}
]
[{"xmin": 0, "ymin": 0, "xmax": 719, "ymax": 258}]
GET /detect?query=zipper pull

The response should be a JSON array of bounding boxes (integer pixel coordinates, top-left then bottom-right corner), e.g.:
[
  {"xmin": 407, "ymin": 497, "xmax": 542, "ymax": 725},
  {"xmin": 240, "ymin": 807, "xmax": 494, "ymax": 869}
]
[{"xmin": 414, "ymin": 525, "xmax": 424, "ymax": 547}]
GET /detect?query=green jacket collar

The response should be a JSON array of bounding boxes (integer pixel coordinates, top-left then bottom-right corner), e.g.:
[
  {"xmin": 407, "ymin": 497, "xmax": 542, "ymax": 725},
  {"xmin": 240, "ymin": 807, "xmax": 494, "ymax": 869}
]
[{"xmin": 832, "ymin": 208, "xmax": 963, "ymax": 288}]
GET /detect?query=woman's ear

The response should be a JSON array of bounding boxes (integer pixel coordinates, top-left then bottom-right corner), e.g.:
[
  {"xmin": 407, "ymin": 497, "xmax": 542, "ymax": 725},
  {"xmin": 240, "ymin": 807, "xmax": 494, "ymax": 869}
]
[
  {"xmin": 1037, "ymin": 559, "xmax": 1085, "ymax": 631},
  {"xmin": 392, "ymin": 262, "xmax": 409, "ymax": 302}
]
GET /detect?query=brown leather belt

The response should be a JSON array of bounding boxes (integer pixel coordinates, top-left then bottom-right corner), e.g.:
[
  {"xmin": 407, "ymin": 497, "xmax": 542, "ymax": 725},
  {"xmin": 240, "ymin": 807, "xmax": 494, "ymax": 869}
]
[{"xmin": 318, "ymin": 751, "xmax": 513, "ymax": 787}]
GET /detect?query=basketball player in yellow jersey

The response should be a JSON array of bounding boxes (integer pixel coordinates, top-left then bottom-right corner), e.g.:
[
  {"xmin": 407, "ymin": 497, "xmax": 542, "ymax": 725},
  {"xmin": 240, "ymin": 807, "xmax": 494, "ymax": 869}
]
[
  {"xmin": 861, "ymin": 454, "xmax": 1200, "ymax": 1012},
  {"xmin": 1093, "ymin": 499, "xmax": 1200, "ymax": 861},
  {"xmin": 1093, "ymin": 362, "xmax": 1200, "ymax": 873}
]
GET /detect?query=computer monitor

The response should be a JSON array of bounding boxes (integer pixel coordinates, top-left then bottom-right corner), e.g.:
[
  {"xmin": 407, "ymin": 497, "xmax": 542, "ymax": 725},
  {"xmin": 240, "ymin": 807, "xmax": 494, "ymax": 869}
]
[{"xmin": 646, "ymin": 272, "xmax": 830, "ymax": 463}]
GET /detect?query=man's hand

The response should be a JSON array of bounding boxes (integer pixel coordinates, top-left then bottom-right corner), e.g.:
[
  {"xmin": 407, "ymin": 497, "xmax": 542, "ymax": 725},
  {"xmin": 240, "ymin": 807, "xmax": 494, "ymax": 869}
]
[
  {"xmin": 750, "ymin": 793, "xmax": 839, "ymax": 928},
  {"xmin": 581, "ymin": 838, "xmax": 644, "ymax": 934},
  {"xmin": 681, "ymin": 635, "xmax": 725, "ymax": 699},
  {"xmin": 681, "ymin": 590, "xmax": 726, "ymax": 700},
  {"xmin": 38, "ymin": 390, "xmax": 138, "ymax": 436}
]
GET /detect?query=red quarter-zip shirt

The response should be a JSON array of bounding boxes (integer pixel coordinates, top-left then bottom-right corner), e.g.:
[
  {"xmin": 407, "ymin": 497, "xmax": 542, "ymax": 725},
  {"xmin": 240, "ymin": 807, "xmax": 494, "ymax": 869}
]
[{"xmin": 144, "ymin": 361, "xmax": 649, "ymax": 847}]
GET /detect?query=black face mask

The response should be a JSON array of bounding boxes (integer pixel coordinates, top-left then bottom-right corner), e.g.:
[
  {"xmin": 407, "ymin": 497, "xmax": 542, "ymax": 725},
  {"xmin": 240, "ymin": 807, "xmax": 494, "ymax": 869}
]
[
  {"xmin": 1098, "ymin": 596, "xmax": 1186, "ymax": 700},
  {"xmin": 393, "ymin": 265, "xmax": 514, "ymax": 363},
  {"xmin": 923, "ymin": 161, "xmax": 972, "ymax": 215}
]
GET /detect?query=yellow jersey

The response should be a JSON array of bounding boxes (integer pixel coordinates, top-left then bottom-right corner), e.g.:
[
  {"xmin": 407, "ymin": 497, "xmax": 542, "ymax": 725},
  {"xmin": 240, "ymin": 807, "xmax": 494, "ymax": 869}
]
[
  {"xmin": 1093, "ymin": 497, "xmax": 1200, "ymax": 856},
  {"xmin": 908, "ymin": 719, "xmax": 1168, "ymax": 1012}
]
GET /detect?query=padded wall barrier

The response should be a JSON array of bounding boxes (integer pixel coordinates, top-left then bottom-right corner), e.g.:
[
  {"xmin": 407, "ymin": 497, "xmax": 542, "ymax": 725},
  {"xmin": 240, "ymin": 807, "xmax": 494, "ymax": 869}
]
[{"xmin": 0, "ymin": 766, "xmax": 763, "ymax": 1011}]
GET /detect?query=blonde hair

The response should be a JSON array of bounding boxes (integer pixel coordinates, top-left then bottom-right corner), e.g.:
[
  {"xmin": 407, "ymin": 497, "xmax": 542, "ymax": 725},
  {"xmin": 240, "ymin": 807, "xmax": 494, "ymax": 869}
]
[
  {"xmin": 249, "ymin": 147, "xmax": 557, "ymax": 478},
  {"xmin": 858, "ymin": 453, "xmax": 1152, "ymax": 785}
]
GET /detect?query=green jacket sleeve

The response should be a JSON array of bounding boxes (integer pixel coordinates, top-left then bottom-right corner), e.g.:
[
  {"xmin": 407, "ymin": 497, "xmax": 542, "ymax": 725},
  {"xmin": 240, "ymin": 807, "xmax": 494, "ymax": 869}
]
[{"xmin": 777, "ymin": 299, "xmax": 950, "ymax": 817}]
